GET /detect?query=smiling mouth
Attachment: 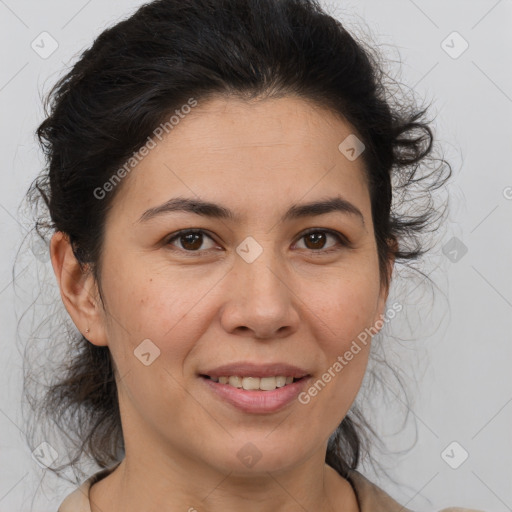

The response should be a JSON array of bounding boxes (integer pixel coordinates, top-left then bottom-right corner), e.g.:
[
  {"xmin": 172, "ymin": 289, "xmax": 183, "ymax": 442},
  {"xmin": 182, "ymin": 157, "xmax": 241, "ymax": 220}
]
[{"xmin": 200, "ymin": 375, "xmax": 306, "ymax": 392}]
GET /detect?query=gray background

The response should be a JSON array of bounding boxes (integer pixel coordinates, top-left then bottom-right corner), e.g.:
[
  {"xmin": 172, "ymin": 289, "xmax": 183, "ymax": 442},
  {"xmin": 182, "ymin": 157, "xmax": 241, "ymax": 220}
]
[{"xmin": 0, "ymin": 0, "xmax": 511, "ymax": 510}]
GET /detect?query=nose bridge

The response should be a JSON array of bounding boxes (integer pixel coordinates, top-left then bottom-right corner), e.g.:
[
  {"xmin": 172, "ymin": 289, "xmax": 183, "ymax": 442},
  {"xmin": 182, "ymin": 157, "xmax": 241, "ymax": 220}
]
[
  {"xmin": 235, "ymin": 235, "xmax": 286, "ymax": 303},
  {"xmin": 221, "ymin": 235, "xmax": 298, "ymax": 338}
]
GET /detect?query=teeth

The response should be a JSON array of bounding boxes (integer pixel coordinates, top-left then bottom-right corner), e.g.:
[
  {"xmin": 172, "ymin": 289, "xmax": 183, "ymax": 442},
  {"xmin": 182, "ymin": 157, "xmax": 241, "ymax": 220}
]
[
  {"xmin": 276, "ymin": 376, "xmax": 287, "ymax": 387},
  {"xmin": 211, "ymin": 375, "xmax": 298, "ymax": 391},
  {"xmin": 242, "ymin": 377, "xmax": 260, "ymax": 390},
  {"xmin": 228, "ymin": 376, "xmax": 242, "ymax": 388}
]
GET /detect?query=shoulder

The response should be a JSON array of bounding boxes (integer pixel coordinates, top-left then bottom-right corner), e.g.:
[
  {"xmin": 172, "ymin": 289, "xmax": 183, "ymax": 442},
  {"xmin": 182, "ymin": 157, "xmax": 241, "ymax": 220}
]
[
  {"xmin": 58, "ymin": 465, "xmax": 485, "ymax": 512},
  {"xmin": 438, "ymin": 509, "xmax": 486, "ymax": 512},
  {"xmin": 57, "ymin": 481, "xmax": 92, "ymax": 512},
  {"xmin": 346, "ymin": 470, "xmax": 485, "ymax": 512}
]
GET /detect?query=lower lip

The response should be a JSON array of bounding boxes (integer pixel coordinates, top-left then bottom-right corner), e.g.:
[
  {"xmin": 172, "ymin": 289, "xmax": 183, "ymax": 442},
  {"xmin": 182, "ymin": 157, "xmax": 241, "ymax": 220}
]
[{"xmin": 200, "ymin": 376, "xmax": 310, "ymax": 414}]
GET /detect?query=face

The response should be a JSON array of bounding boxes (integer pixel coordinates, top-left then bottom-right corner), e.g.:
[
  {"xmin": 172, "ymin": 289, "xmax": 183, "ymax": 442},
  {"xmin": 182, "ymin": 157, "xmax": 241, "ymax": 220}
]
[{"xmin": 72, "ymin": 95, "xmax": 392, "ymax": 475}]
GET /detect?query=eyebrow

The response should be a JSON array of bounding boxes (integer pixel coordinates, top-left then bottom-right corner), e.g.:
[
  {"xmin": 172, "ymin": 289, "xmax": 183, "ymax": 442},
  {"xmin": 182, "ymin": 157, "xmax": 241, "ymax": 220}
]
[{"xmin": 137, "ymin": 195, "xmax": 365, "ymax": 226}]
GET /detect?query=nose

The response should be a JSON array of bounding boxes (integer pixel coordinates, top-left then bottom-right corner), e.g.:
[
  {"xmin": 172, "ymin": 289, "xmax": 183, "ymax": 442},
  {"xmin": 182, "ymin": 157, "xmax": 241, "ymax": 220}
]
[{"xmin": 219, "ymin": 247, "xmax": 300, "ymax": 340}]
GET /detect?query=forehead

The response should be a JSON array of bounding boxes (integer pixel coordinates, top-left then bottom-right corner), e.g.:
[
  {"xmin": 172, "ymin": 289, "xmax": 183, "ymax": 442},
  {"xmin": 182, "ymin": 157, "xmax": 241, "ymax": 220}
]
[
  {"xmin": 107, "ymin": 95, "xmax": 371, "ymax": 224},
  {"xmin": 163, "ymin": 95, "xmax": 362, "ymax": 159}
]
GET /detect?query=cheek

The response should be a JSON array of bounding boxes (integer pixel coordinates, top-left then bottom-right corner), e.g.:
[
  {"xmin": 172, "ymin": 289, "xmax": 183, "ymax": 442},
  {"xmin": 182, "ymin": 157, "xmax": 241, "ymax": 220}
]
[
  {"xmin": 100, "ymin": 256, "xmax": 216, "ymax": 366},
  {"xmin": 306, "ymin": 272, "xmax": 380, "ymax": 351},
  {"xmin": 300, "ymin": 277, "xmax": 376, "ymax": 402}
]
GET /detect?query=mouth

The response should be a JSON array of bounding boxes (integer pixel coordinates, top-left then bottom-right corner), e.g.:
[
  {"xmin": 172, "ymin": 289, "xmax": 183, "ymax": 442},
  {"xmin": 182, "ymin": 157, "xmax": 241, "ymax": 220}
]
[
  {"xmin": 200, "ymin": 374, "xmax": 307, "ymax": 392},
  {"xmin": 199, "ymin": 372, "xmax": 312, "ymax": 414}
]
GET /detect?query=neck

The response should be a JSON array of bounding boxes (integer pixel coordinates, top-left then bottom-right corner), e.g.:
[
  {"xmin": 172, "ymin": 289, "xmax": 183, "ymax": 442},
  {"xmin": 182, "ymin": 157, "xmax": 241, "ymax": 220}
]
[{"xmin": 89, "ymin": 445, "xmax": 359, "ymax": 512}]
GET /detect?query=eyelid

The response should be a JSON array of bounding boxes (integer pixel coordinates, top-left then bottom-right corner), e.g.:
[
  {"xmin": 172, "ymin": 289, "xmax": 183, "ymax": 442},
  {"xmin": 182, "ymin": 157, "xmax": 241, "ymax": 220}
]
[
  {"xmin": 294, "ymin": 227, "xmax": 352, "ymax": 252},
  {"xmin": 164, "ymin": 227, "xmax": 351, "ymax": 254},
  {"xmin": 164, "ymin": 229, "xmax": 219, "ymax": 253},
  {"xmin": 297, "ymin": 227, "xmax": 351, "ymax": 244}
]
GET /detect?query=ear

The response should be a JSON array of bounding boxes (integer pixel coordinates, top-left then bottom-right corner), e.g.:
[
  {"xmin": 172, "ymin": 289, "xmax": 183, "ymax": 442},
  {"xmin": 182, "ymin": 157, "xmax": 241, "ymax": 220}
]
[
  {"xmin": 373, "ymin": 235, "xmax": 397, "ymax": 330},
  {"xmin": 50, "ymin": 231, "xmax": 109, "ymax": 347}
]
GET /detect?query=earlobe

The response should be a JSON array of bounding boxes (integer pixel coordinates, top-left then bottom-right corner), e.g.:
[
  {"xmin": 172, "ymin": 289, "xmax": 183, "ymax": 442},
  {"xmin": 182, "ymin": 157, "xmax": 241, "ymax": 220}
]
[{"xmin": 49, "ymin": 231, "xmax": 108, "ymax": 346}]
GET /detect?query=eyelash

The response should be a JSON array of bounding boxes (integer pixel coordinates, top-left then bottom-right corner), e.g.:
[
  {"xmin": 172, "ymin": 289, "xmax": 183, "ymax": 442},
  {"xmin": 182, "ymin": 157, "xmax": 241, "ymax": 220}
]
[{"xmin": 164, "ymin": 228, "xmax": 351, "ymax": 257}]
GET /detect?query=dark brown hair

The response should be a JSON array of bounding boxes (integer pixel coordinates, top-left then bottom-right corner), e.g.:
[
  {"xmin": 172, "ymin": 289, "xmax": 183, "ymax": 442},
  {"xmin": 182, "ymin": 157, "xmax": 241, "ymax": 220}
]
[{"xmin": 22, "ymin": 0, "xmax": 451, "ymax": 482}]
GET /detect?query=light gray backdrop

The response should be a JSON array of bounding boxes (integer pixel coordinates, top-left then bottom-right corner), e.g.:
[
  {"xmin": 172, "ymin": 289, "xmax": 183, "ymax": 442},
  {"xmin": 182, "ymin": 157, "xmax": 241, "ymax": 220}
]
[{"xmin": 0, "ymin": 0, "xmax": 511, "ymax": 511}]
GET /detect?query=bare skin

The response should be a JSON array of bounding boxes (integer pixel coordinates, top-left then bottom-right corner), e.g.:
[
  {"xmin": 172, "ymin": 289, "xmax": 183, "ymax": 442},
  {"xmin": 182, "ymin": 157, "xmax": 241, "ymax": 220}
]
[{"xmin": 51, "ymin": 95, "xmax": 394, "ymax": 512}]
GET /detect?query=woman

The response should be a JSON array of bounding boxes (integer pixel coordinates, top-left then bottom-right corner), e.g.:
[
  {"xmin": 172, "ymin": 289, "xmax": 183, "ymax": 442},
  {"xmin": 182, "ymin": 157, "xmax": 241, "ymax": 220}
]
[{"xmin": 24, "ymin": 0, "xmax": 481, "ymax": 510}]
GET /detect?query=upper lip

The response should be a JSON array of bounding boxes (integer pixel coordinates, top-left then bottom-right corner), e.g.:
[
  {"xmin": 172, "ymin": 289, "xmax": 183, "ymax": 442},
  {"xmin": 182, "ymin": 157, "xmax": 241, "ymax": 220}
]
[{"xmin": 200, "ymin": 362, "xmax": 311, "ymax": 379}]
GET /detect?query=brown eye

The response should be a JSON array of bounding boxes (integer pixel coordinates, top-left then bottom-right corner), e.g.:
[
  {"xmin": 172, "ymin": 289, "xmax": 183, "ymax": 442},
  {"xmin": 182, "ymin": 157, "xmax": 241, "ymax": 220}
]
[
  {"xmin": 295, "ymin": 229, "xmax": 348, "ymax": 253},
  {"xmin": 166, "ymin": 230, "xmax": 217, "ymax": 252},
  {"xmin": 303, "ymin": 232, "xmax": 328, "ymax": 250},
  {"xmin": 165, "ymin": 228, "xmax": 349, "ymax": 257}
]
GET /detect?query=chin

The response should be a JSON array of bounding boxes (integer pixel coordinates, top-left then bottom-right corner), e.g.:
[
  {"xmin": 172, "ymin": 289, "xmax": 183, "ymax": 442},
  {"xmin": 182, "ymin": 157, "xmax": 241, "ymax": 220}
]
[{"xmin": 205, "ymin": 440, "xmax": 311, "ymax": 475}]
